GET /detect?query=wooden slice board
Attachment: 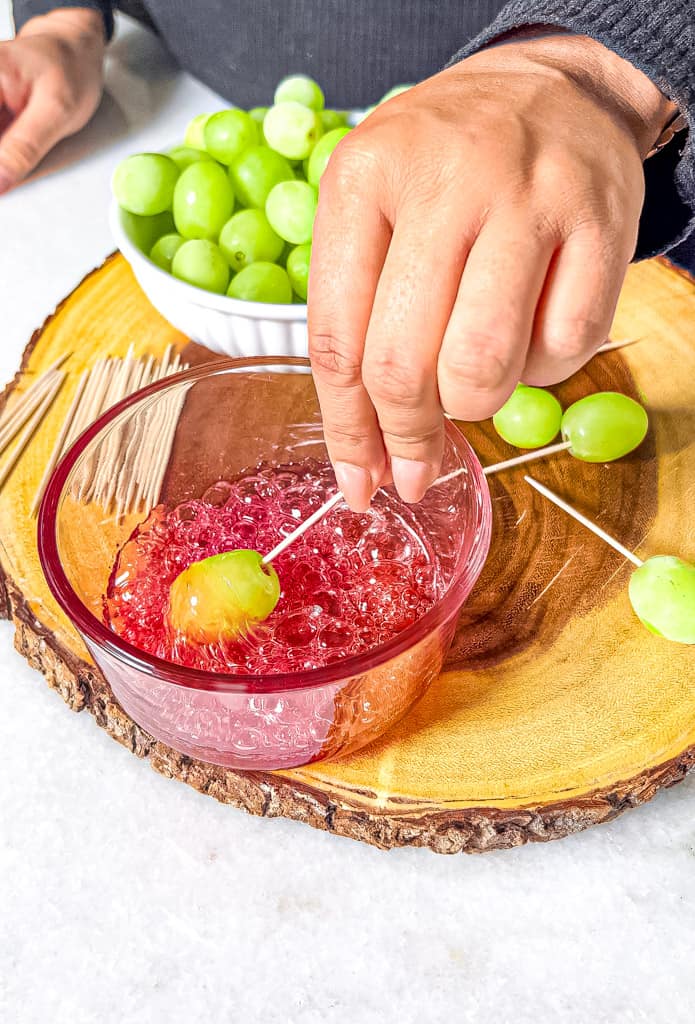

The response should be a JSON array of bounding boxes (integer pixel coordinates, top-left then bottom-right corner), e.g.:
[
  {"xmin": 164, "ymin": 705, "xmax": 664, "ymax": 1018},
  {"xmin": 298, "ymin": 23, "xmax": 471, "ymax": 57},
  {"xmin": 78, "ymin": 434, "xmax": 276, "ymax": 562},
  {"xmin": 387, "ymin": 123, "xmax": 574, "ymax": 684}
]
[{"xmin": 1, "ymin": 253, "xmax": 694, "ymax": 854}]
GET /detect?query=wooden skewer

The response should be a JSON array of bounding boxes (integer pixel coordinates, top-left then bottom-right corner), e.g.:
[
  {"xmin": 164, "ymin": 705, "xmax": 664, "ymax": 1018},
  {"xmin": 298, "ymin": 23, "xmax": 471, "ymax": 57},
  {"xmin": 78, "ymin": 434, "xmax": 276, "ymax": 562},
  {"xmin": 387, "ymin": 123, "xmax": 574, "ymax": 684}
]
[
  {"xmin": 143, "ymin": 384, "xmax": 189, "ymax": 513},
  {"xmin": 90, "ymin": 353, "xmax": 153, "ymax": 507},
  {"xmin": 28, "ymin": 352, "xmax": 72, "ymax": 377},
  {"xmin": 0, "ymin": 370, "xmax": 63, "ymax": 454},
  {"xmin": 30, "ymin": 370, "xmax": 88, "ymax": 515},
  {"xmin": 141, "ymin": 385, "xmax": 179, "ymax": 510},
  {"xmin": 263, "ymin": 489, "xmax": 345, "ymax": 564},
  {"xmin": 0, "ymin": 353, "xmax": 72, "ymax": 440},
  {"xmin": 135, "ymin": 355, "xmax": 184, "ymax": 511},
  {"xmin": 92, "ymin": 350, "xmax": 148, "ymax": 509},
  {"xmin": 66, "ymin": 358, "xmax": 110, "ymax": 451},
  {"xmin": 596, "ymin": 337, "xmax": 641, "ymax": 354},
  {"xmin": 261, "ymin": 436, "xmax": 577, "ymax": 562},
  {"xmin": 73, "ymin": 359, "xmax": 120, "ymax": 502},
  {"xmin": 523, "ymin": 475, "xmax": 643, "ymax": 567},
  {"xmin": 0, "ymin": 375, "xmax": 64, "ymax": 491},
  {"xmin": 88, "ymin": 352, "xmax": 188, "ymax": 516},
  {"xmin": 434, "ymin": 439, "xmax": 574, "ymax": 483}
]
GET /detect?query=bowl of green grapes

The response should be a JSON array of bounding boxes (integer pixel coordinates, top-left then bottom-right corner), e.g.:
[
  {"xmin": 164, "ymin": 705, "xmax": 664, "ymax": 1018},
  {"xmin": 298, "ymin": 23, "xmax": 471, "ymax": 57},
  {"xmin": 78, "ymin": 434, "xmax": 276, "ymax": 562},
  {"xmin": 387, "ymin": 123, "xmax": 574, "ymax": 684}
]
[{"xmin": 110, "ymin": 74, "xmax": 408, "ymax": 359}]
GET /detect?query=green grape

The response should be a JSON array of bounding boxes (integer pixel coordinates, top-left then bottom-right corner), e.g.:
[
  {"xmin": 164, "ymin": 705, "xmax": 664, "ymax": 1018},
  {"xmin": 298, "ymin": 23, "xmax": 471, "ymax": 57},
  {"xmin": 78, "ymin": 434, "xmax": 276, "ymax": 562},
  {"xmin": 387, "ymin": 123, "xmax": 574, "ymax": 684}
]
[
  {"xmin": 249, "ymin": 107, "xmax": 270, "ymax": 144},
  {"xmin": 168, "ymin": 549, "xmax": 280, "ymax": 643},
  {"xmin": 227, "ymin": 262, "xmax": 293, "ymax": 303},
  {"xmin": 112, "ymin": 153, "xmax": 179, "ymax": 216},
  {"xmin": 265, "ymin": 180, "xmax": 317, "ymax": 244},
  {"xmin": 119, "ymin": 209, "xmax": 175, "ymax": 254},
  {"xmin": 628, "ymin": 556, "xmax": 695, "ymax": 644},
  {"xmin": 492, "ymin": 385, "xmax": 563, "ymax": 448},
  {"xmin": 167, "ymin": 145, "xmax": 216, "ymax": 171},
  {"xmin": 320, "ymin": 109, "xmax": 348, "ymax": 131},
  {"xmin": 204, "ymin": 109, "xmax": 259, "ymax": 165},
  {"xmin": 379, "ymin": 84, "xmax": 414, "ymax": 103},
  {"xmin": 561, "ymin": 392, "xmax": 648, "ymax": 462},
  {"xmin": 286, "ymin": 243, "xmax": 311, "ymax": 301},
  {"xmin": 149, "ymin": 232, "xmax": 185, "ymax": 272},
  {"xmin": 228, "ymin": 145, "xmax": 294, "ymax": 208},
  {"xmin": 263, "ymin": 101, "xmax": 323, "ymax": 160},
  {"xmin": 172, "ymin": 161, "xmax": 235, "ymax": 239},
  {"xmin": 307, "ymin": 126, "xmax": 350, "ymax": 187},
  {"xmin": 184, "ymin": 112, "xmax": 211, "ymax": 150},
  {"xmin": 171, "ymin": 239, "xmax": 230, "ymax": 293},
  {"xmin": 218, "ymin": 209, "xmax": 284, "ymax": 272},
  {"xmin": 274, "ymin": 74, "xmax": 325, "ymax": 111}
]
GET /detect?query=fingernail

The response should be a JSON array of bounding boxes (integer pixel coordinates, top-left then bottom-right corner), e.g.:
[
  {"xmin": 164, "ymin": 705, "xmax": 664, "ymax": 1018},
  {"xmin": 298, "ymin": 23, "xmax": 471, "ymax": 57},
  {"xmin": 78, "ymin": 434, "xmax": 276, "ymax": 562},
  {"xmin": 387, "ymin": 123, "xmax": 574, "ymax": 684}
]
[
  {"xmin": 0, "ymin": 170, "xmax": 12, "ymax": 195},
  {"xmin": 334, "ymin": 462, "xmax": 373, "ymax": 512},
  {"xmin": 391, "ymin": 457, "xmax": 433, "ymax": 504}
]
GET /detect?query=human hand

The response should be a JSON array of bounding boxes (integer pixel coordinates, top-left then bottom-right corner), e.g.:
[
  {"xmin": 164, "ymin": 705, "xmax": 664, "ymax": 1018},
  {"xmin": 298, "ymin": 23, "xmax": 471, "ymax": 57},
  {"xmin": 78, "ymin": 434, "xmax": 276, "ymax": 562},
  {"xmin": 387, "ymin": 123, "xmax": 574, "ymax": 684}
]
[
  {"xmin": 0, "ymin": 8, "xmax": 105, "ymax": 194},
  {"xmin": 309, "ymin": 34, "xmax": 676, "ymax": 510}
]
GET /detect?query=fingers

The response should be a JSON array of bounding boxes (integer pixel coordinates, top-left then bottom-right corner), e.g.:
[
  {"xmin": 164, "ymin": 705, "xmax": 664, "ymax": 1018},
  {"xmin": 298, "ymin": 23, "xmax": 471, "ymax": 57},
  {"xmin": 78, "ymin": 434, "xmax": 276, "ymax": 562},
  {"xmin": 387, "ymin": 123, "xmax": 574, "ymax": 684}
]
[
  {"xmin": 437, "ymin": 212, "xmax": 555, "ymax": 420},
  {"xmin": 0, "ymin": 82, "xmax": 64, "ymax": 193},
  {"xmin": 522, "ymin": 226, "xmax": 630, "ymax": 384},
  {"xmin": 308, "ymin": 149, "xmax": 391, "ymax": 511},
  {"xmin": 361, "ymin": 211, "xmax": 468, "ymax": 502}
]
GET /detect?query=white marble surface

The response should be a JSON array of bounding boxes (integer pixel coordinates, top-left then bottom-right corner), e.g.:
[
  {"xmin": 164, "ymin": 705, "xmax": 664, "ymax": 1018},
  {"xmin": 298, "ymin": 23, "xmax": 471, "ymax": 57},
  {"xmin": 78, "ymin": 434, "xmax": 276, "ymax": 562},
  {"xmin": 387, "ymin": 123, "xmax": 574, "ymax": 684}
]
[{"xmin": 1, "ymin": 9, "xmax": 694, "ymax": 1023}]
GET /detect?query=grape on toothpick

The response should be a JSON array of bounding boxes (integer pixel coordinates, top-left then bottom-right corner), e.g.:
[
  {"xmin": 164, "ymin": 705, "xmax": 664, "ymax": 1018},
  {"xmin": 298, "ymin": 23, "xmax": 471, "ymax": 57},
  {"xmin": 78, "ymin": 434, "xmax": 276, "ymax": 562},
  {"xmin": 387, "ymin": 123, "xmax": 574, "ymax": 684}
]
[
  {"xmin": 167, "ymin": 491, "xmax": 345, "ymax": 643},
  {"xmin": 168, "ymin": 549, "xmax": 280, "ymax": 643},
  {"xmin": 493, "ymin": 385, "xmax": 562, "ymax": 449},
  {"xmin": 524, "ymin": 475, "xmax": 695, "ymax": 645},
  {"xmin": 480, "ymin": 391, "xmax": 649, "ymax": 477},
  {"xmin": 561, "ymin": 392, "xmax": 648, "ymax": 462}
]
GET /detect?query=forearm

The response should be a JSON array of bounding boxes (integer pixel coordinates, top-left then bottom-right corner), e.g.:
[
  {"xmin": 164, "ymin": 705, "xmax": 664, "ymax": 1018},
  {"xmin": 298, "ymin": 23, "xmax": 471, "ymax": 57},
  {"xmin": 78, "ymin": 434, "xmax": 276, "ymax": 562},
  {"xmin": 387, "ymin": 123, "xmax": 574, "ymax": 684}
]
[{"xmin": 450, "ymin": 0, "xmax": 695, "ymax": 258}]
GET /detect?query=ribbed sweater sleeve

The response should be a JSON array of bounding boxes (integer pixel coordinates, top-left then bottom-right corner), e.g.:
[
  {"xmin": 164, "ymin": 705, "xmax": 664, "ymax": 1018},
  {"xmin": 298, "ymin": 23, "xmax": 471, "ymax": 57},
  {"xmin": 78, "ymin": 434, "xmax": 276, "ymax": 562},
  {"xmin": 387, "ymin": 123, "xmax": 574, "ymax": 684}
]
[
  {"xmin": 12, "ymin": 1, "xmax": 114, "ymax": 40},
  {"xmin": 449, "ymin": 0, "xmax": 695, "ymax": 258}
]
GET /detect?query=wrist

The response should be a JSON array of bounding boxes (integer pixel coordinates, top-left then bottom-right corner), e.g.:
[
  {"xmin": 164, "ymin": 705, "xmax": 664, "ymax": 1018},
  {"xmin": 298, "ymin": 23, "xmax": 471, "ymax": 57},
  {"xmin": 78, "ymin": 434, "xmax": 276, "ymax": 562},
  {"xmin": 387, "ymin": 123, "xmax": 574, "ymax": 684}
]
[
  {"xmin": 473, "ymin": 31, "xmax": 678, "ymax": 159},
  {"xmin": 19, "ymin": 8, "xmax": 106, "ymax": 52}
]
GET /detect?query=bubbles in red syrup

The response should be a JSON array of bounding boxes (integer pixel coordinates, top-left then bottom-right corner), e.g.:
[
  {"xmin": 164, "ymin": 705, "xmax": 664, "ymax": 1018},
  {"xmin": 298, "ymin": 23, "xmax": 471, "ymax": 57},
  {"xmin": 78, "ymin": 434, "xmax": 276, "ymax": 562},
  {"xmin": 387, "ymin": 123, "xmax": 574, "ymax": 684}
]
[{"xmin": 104, "ymin": 461, "xmax": 446, "ymax": 674}]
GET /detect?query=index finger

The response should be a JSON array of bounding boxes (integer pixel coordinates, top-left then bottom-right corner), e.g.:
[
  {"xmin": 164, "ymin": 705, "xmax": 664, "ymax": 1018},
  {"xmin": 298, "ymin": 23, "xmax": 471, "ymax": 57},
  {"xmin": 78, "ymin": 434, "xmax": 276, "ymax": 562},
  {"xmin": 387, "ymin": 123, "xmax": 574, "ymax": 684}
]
[{"xmin": 308, "ymin": 146, "xmax": 391, "ymax": 511}]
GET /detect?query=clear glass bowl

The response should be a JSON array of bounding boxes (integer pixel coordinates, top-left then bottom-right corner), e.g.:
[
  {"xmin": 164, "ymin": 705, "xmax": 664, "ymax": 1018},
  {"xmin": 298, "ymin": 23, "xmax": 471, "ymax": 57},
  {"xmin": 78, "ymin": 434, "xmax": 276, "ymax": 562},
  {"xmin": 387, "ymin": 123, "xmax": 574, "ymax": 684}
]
[{"xmin": 38, "ymin": 358, "xmax": 491, "ymax": 769}]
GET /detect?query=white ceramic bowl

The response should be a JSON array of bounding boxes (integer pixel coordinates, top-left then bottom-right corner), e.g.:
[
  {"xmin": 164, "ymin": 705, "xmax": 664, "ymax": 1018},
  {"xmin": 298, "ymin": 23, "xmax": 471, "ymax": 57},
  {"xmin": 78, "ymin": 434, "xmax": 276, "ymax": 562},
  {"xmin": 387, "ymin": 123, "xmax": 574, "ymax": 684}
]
[{"xmin": 109, "ymin": 200, "xmax": 309, "ymax": 360}]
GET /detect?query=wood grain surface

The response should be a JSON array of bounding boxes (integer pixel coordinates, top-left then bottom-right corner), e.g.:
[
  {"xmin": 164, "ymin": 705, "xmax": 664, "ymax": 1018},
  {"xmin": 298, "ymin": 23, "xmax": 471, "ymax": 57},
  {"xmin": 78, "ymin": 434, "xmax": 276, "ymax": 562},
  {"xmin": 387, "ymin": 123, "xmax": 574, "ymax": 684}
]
[{"xmin": 1, "ymin": 252, "xmax": 693, "ymax": 854}]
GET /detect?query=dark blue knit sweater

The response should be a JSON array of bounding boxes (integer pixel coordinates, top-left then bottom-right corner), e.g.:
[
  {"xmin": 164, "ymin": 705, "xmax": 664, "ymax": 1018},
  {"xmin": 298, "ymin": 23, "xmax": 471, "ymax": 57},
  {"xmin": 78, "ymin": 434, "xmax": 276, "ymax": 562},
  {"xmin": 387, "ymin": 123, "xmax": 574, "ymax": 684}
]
[{"xmin": 12, "ymin": 0, "xmax": 695, "ymax": 262}]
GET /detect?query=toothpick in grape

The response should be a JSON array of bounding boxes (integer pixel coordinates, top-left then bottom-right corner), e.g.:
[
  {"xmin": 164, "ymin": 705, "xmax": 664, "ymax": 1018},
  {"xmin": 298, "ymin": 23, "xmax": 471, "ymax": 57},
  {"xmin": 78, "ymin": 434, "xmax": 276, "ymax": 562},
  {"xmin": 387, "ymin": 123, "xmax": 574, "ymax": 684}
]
[{"xmin": 524, "ymin": 475, "xmax": 695, "ymax": 645}]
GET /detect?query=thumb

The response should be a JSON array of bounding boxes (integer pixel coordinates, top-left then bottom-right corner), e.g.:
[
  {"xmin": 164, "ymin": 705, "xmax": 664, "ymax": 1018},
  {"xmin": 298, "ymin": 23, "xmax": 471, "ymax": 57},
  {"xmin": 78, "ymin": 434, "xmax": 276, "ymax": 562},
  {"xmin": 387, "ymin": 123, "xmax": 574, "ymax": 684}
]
[{"xmin": 0, "ymin": 86, "xmax": 65, "ymax": 194}]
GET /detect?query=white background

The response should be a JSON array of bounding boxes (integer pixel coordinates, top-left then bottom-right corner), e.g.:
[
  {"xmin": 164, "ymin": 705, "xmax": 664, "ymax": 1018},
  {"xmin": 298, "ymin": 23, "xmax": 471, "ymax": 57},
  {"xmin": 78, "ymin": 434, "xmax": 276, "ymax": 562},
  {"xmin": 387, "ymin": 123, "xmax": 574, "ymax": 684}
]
[{"xmin": 1, "ymin": 6, "xmax": 694, "ymax": 1022}]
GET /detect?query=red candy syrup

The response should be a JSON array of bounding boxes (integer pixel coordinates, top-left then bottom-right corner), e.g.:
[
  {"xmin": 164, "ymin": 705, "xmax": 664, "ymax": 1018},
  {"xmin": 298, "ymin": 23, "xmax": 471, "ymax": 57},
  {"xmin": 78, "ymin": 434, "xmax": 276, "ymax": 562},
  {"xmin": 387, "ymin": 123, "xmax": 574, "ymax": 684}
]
[{"xmin": 105, "ymin": 461, "xmax": 445, "ymax": 674}]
